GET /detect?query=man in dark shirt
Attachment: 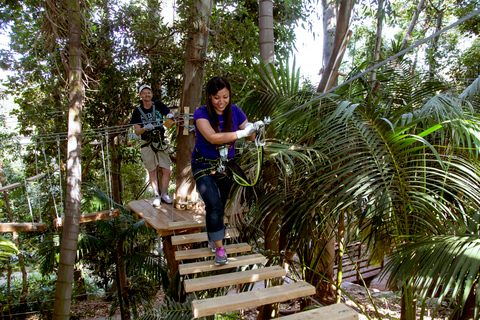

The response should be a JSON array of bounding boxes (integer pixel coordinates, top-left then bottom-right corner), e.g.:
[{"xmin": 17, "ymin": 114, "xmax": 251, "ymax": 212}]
[{"xmin": 130, "ymin": 85, "xmax": 174, "ymax": 207}]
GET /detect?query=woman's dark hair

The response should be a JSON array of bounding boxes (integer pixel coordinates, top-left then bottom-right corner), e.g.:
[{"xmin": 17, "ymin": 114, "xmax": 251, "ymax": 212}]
[{"xmin": 205, "ymin": 76, "xmax": 233, "ymax": 133}]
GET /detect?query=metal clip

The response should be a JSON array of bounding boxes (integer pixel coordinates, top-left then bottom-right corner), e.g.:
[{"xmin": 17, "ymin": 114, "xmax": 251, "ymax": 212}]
[{"xmin": 217, "ymin": 163, "xmax": 226, "ymax": 173}]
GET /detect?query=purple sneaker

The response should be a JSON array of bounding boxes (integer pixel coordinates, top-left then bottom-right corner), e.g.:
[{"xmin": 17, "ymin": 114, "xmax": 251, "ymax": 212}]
[{"xmin": 215, "ymin": 246, "xmax": 228, "ymax": 265}]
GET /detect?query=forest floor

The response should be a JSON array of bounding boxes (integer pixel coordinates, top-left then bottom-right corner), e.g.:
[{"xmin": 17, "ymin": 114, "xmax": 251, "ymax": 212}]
[{"xmin": 68, "ymin": 274, "xmax": 453, "ymax": 320}]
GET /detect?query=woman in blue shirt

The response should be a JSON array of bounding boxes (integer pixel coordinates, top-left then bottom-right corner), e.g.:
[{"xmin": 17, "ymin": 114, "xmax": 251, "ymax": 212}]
[{"xmin": 191, "ymin": 76, "xmax": 256, "ymax": 265}]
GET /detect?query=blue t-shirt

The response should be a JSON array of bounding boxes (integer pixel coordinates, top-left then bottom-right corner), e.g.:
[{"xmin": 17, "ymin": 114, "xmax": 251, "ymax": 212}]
[{"xmin": 191, "ymin": 105, "xmax": 247, "ymax": 165}]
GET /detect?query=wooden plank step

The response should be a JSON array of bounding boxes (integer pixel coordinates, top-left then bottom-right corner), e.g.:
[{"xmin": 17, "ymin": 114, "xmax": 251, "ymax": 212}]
[
  {"xmin": 168, "ymin": 219, "xmax": 205, "ymax": 230},
  {"xmin": 25, "ymin": 173, "xmax": 46, "ymax": 182},
  {"xmin": 184, "ymin": 265, "xmax": 286, "ymax": 292},
  {"xmin": 172, "ymin": 228, "xmax": 239, "ymax": 245},
  {"xmin": 0, "ymin": 183, "xmax": 22, "ymax": 192},
  {"xmin": 0, "ymin": 223, "xmax": 47, "ymax": 232},
  {"xmin": 191, "ymin": 281, "xmax": 315, "ymax": 318},
  {"xmin": 175, "ymin": 243, "xmax": 251, "ymax": 261},
  {"xmin": 179, "ymin": 253, "xmax": 266, "ymax": 275},
  {"xmin": 278, "ymin": 303, "xmax": 358, "ymax": 320}
]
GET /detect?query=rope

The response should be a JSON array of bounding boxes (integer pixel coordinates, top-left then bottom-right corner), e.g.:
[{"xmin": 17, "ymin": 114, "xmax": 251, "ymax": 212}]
[
  {"xmin": 101, "ymin": 132, "xmax": 114, "ymax": 213},
  {"xmin": 270, "ymin": 9, "xmax": 480, "ymax": 123},
  {"xmin": 24, "ymin": 177, "xmax": 36, "ymax": 227}
]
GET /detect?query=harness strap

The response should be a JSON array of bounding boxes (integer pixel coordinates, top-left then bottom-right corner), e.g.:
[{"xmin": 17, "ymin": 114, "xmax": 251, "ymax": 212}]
[
  {"xmin": 193, "ymin": 147, "xmax": 263, "ymax": 187},
  {"xmin": 137, "ymin": 102, "xmax": 166, "ymax": 152}
]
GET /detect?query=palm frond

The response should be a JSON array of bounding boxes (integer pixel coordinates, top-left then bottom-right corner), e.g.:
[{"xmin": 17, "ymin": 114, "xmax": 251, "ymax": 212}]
[
  {"xmin": 460, "ymin": 74, "xmax": 480, "ymax": 101},
  {"xmin": 139, "ymin": 295, "xmax": 193, "ymax": 320},
  {"xmin": 384, "ymin": 235, "xmax": 480, "ymax": 319},
  {"xmin": 0, "ymin": 235, "xmax": 18, "ymax": 260}
]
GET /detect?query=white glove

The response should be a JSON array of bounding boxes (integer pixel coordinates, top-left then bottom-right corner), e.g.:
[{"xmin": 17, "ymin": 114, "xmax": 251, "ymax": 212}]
[
  {"xmin": 236, "ymin": 123, "xmax": 256, "ymax": 139},
  {"xmin": 144, "ymin": 123, "xmax": 155, "ymax": 131},
  {"xmin": 166, "ymin": 113, "xmax": 174, "ymax": 119},
  {"xmin": 253, "ymin": 120, "xmax": 264, "ymax": 130}
]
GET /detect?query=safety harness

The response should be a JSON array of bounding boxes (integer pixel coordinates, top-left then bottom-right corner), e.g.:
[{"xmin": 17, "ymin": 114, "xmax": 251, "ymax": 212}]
[
  {"xmin": 137, "ymin": 102, "xmax": 168, "ymax": 153},
  {"xmin": 193, "ymin": 123, "xmax": 266, "ymax": 187}
]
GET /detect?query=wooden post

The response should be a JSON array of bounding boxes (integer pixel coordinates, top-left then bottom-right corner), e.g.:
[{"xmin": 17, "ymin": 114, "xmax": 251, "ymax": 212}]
[{"xmin": 162, "ymin": 235, "xmax": 179, "ymax": 277}]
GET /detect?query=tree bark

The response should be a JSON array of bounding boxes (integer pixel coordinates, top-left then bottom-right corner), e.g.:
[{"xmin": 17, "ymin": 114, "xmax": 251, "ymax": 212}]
[
  {"xmin": 175, "ymin": 0, "xmax": 213, "ymax": 208},
  {"xmin": 428, "ymin": 4, "xmax": 444, "ymax": 80},
  {"xmin": 317, "ymin": 0, "xmax": 355, "ymax": 92},
  {"xmin": 52, "ymin": 0, "xmax": 84, "ymax": 318},
  {"xmin": 322, "ymin": 0, "xmax": 336, "ymax": 75},
  {"xmin": 259, "ymin": 0, "xmax": 274, "ymax": 66},
  {"xmin": 399, "ymin": 0, "xmax": 425, "ymax": 51}
]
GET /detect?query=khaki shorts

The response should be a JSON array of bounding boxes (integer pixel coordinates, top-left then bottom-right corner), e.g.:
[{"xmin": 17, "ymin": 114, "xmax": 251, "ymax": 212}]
[{"xmin": 140, "ymin": 141, "xmax": 171, "ymax": 172}]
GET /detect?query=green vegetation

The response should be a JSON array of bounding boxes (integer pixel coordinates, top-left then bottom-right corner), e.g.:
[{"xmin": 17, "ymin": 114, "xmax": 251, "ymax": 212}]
[{"xmin": 0, "ymin": 0, "xmax": 479, "ymax": 319}]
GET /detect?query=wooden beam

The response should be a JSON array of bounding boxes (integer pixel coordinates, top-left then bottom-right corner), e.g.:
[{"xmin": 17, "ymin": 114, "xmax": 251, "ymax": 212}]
[
  {"xmin": 278, "ymin": 303, "xmax": 358, "ymax": 320},
  {"xmin": 175, "ymin": 242, "xmax": 251, "ymax": 261},
  {"xmin": 0, "ymin": 183, "xmax": 22, "ymax": 192},
  {"xmin": 179, "ymin": 253, "xmax": 266, "ymax": 275},
  {"xmin": 0, "ymin": 223, "xmax": 47, "ymax": 232},
  {"xmin": 79, "ymin": 209, "xmax": 120, "ymax": 223},
  {"xmin": 25, "ymin": 173, "xmax": 46, "ymax": 182},
  {"xmin": 184, "ymin": 265, "xmax": 286, "ymax": 292},
  {"xmin": 191, "ymin": 281, "xmax": 315, "ymax": 318},
  {"xmin": 53, "ymin": 209, "xmax": 120, "ymax": 227}
]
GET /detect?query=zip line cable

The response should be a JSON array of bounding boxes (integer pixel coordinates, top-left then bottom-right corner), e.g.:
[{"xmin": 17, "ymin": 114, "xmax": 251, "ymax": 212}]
[{"xmin": 269, "ymin": 9, "xmax": 480, "ymax": 124}]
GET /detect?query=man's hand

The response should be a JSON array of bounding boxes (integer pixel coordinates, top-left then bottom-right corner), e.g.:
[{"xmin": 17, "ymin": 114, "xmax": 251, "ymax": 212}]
[
  {"xmin": 144, "ymin": 123, "xmax": 155, "ymax": 131},
  {"xmin": 166, "ymin": 113, "xmax": 174, "ymax": 119}
]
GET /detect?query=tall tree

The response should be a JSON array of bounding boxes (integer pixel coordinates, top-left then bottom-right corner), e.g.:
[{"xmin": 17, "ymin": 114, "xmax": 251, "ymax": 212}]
[
  {"xmin": 317, "ymin": 0, "xmax": 355, "ymax": 92},
  {"xmin": 370, "ymin": 0, "xmax": 385, "ymax": 85},
  {"xmin": 399, "ymin": 0, "xmax": 426, "ymax": 50},
  {"xmin": 175, "ymin": 0, "xmax": 213, "ymax": 207},
  {"xmin": 51, "ymin": 0, "xmax": 84, "ymax": 318}
]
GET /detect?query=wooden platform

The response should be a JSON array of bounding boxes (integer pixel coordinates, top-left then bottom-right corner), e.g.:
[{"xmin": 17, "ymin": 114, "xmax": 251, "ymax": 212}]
[{"xmin": 128, "ymin": 198, "xmax": 206, "ymax": 236}]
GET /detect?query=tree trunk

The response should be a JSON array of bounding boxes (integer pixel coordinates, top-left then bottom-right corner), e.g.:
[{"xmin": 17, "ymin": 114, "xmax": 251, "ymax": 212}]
[
  {"xmin": 52, "ymin": 0, "xmax": 84, "ymax": 317},
  {"xmin": 317, "ymin": 0, "xmax": 355, "ymax": 92},
  {"xmin": 399, "ymin": 0, "xmax": 425, "ymax": 51},
  {"xmin": 336, "ymin": 212, "xmax": 345, "ymax": 303},
  {"xmin": 400, "ymin": 282, "xmax": 416, "ymax": 320},
  {"xmin": 428, "ymin": 4, "xmax": 444, "ymax": 80},
  {"xmin": 321, "ymin": 0, "xmax": 336, "ymax": 75},
  {"xmin": 370, "ymin": 0, "xmax": 384, "ymax": 85},
  {"xmin": 175, "ymin": 0, "xmax": 213, "ymax": 208},
  {"xmin": 259, "ymin": 0, "xmax": 274, "ymax": 67}
]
